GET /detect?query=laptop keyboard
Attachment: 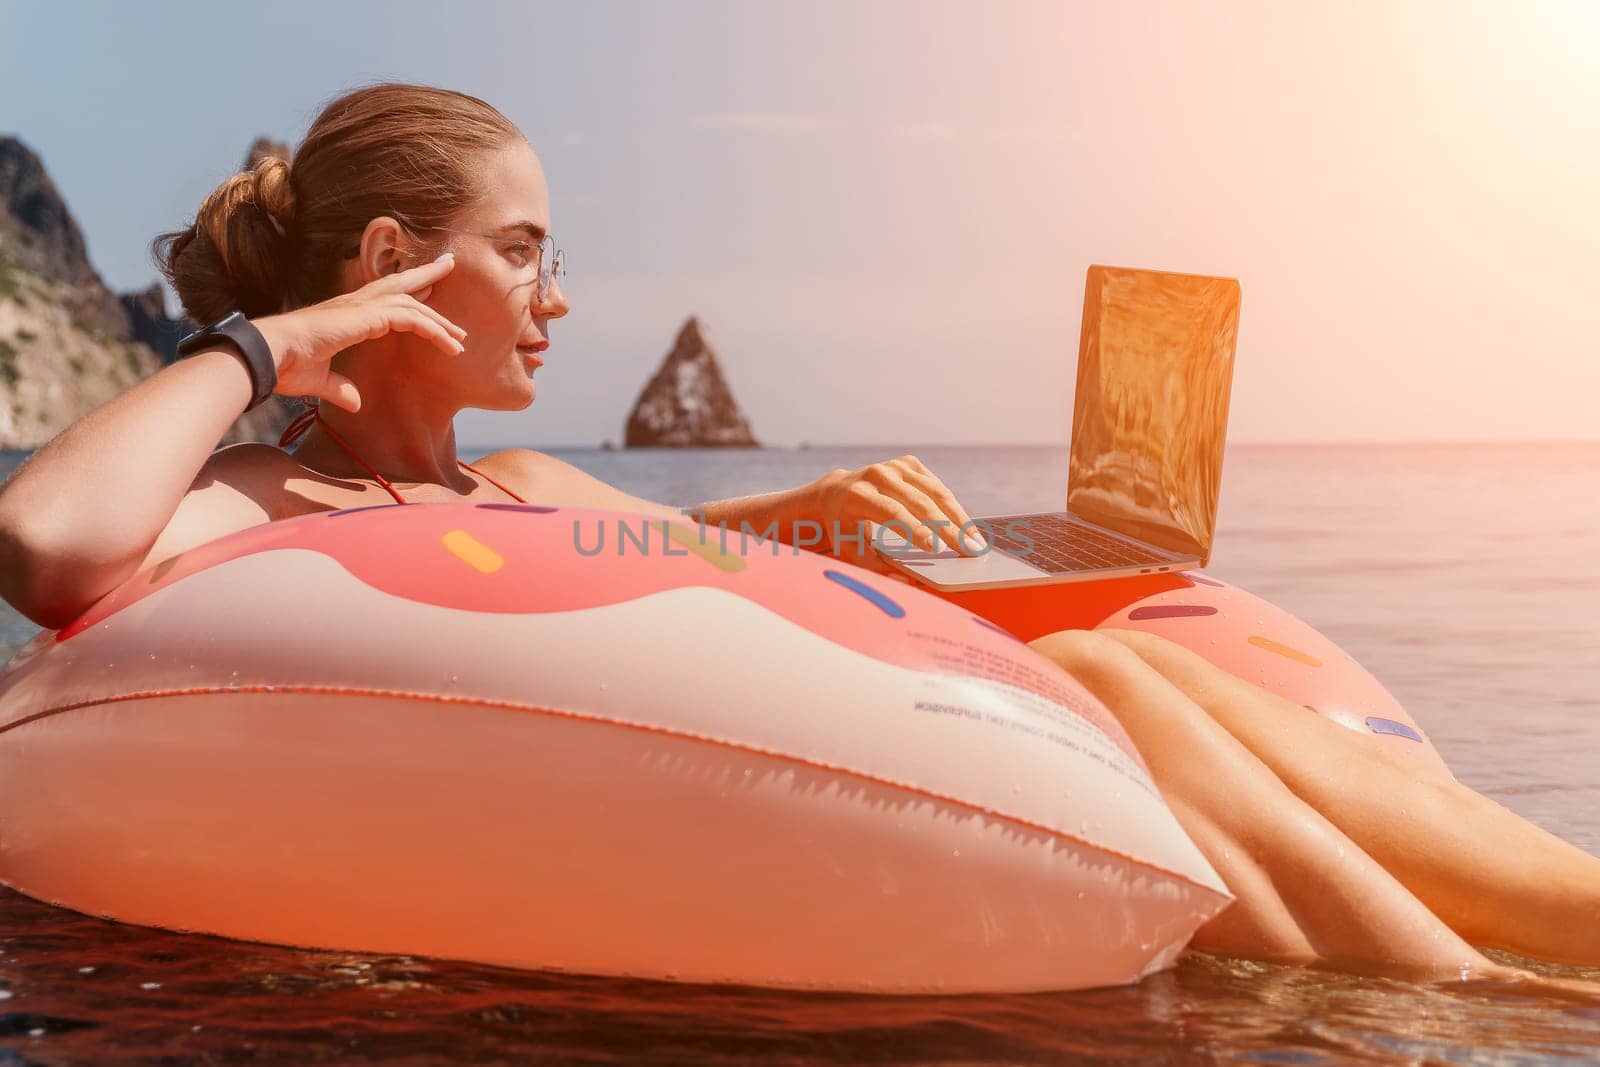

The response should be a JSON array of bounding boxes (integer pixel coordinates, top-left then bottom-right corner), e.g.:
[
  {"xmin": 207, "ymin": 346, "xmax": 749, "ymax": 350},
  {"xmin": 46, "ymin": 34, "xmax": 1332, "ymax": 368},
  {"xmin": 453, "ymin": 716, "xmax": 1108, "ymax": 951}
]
[{"xmin": 980, "ymin": 514, "xmax": 1174, "ymax": 575}]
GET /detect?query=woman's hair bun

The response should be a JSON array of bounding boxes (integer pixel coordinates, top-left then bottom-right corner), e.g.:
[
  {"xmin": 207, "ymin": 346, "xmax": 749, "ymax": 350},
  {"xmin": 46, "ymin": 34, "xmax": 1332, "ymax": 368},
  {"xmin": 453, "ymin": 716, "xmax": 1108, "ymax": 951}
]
[
  {"xmin": 251, "ymin": 155, "xmax": 296, "ymax": 240},
  {"xmin": 153, "ymin": 155, "xmax": 300, "ymax": 324}
]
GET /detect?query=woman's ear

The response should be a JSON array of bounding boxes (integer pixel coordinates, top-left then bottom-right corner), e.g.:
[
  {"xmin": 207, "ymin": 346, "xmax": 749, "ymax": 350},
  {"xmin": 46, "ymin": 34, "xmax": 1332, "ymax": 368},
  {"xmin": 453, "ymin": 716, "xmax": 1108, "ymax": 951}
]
[{"xmin": 354, "ymin": 216, "xmax": 411, "ymax": 283}]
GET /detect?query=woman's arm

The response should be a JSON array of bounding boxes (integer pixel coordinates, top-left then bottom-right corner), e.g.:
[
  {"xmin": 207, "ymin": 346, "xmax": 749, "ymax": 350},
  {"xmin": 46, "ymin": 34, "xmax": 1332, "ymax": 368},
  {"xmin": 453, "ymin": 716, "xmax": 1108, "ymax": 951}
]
[
  {"xmin": 497, "ymin": 451, "xmax": 983, "ymax": 572},
  {"xmin": 0, "ymin": 254, "xmax": 466, "ymax": 630},
  {"xmin": 0, "ymin": 348, "xmax": 264, "ymax": 629}
]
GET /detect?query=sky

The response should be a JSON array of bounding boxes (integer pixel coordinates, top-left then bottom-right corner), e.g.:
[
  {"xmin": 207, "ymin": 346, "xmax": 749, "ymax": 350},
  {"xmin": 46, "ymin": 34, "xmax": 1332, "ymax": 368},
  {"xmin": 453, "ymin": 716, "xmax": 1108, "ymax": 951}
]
[{"xmin": 2, "ymin": 0, "xmax": 1596, "ymax": 447}]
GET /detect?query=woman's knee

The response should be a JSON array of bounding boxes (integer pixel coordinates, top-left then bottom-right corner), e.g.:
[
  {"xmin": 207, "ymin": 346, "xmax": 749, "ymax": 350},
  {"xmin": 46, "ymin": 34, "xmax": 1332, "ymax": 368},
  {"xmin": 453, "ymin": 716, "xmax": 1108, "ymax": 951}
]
[
  {"xmin": 1098, "ymin": 627, "xmax": 1191, "ymax": 663},
  {"xmin": 1029, "ymin": 627, "xmax": 1121, "ymax": 665},
  {"xmin": 1028, "ymin": 628, "xmax": 1151, "ymax": 688},
  {"xmin": 1098, "ymin": 627, "xmax": 1228, "ymax": 692}
]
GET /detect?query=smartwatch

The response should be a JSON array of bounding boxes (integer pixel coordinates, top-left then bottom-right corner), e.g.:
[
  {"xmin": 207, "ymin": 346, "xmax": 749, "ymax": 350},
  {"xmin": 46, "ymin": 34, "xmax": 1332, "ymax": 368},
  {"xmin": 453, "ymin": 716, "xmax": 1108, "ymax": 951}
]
[{"xmin": 176, "ymin": 310, "xmax": 278, "ymax": 411}]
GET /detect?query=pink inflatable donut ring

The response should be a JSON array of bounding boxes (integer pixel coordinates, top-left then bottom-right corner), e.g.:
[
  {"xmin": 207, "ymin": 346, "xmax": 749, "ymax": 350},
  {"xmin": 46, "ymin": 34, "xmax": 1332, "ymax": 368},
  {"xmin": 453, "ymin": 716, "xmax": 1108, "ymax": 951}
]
[
  {"xmin": 914, "ymin": 571, "xmax": 1449, "ymax": 779},
  {"xmin": 0, "ymin": 503, "xmax": 1229, "ymax": 994}
]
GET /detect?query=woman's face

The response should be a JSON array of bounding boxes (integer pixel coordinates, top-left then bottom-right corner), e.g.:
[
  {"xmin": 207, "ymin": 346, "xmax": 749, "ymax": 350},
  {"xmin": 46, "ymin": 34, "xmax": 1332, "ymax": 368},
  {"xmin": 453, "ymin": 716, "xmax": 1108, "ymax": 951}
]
[{"xmin": 418, "ymin": 140, "xmax": 570, "ymax": 410}]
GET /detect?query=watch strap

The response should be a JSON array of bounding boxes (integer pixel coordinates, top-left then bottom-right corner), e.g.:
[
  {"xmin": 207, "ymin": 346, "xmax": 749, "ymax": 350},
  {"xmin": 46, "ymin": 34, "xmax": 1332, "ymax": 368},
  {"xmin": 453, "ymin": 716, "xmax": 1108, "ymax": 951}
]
[{"xmin": 176, "ymin": 310, "xmax": 279, "ymax": 411}]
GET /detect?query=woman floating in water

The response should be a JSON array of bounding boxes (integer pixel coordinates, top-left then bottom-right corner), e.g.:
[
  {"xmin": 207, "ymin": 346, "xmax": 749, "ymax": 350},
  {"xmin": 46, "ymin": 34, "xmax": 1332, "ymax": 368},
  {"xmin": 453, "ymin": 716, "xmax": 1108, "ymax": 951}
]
[{"xmin": 0, "ymin": 82, "xmax": 1595, "ymax": 982}]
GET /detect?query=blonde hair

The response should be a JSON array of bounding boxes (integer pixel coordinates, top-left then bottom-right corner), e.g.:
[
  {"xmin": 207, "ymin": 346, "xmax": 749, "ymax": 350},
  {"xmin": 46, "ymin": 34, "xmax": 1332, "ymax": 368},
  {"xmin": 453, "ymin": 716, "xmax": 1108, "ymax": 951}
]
[{"xmin": 154, "ymin": 81, "xmax": 524, "ymax": 323}]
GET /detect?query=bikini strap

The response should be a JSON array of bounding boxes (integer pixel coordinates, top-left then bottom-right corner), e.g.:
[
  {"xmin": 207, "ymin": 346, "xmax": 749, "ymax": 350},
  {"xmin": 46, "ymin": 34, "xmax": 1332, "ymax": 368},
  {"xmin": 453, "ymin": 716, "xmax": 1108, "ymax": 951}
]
[
  {"xmin": 302, "ymin": 408, "xmax": 409, "ymax": 505},
  {"xmin": 279, "ymin": 405, "xmax": 526, "ymax": 505},
  {"xmin": 277, "ymin": 406, "xmax": 318, "ymax": 448},
  {"xmin": 456, "ymin": 459, "xmax": 529, "ymax": 504}
]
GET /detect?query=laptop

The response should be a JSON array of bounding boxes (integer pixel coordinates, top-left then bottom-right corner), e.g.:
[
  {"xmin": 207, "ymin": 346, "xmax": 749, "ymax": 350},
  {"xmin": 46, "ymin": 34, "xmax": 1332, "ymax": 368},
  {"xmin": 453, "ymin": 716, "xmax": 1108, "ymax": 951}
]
[{"xmin": 875, "ymin": 264, "xmax": 1242, "ymax": 592}]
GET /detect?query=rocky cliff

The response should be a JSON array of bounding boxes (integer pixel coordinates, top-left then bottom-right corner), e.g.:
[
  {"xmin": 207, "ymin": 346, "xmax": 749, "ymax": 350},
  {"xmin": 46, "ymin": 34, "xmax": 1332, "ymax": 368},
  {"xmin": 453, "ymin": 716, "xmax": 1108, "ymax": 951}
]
[
  {"xmin": 0, "ymin": 135, "xmax": 297, "ymax": 451},
  {"xmin": 0, "ymin": 137, "xmax": 164, "ymax": 448},
  {"xmin": 624, "ymin": 317, "xmax": 759, "ymax": 447}
]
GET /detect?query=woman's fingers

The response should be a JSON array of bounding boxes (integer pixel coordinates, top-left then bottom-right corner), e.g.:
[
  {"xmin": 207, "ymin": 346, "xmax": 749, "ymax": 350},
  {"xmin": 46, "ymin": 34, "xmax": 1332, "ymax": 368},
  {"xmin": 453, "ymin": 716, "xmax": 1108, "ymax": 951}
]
[
  {"xmin": 385, "ymin": 293, "xmax": 467, "ymax": 341},
  {"xmin": 861, "ymin": 456, "xmax": 984, "ymax": 554},
  {"xmin": 882, "ymin": 480, "xmax": 969, "ymax": 554},
  {"xmin": 804, "ymin": 458, "xmax": 987, "ymax": 562},
  {"xmin": 322, "ymin": 371, "xmax": 362, "ymax": 413},
  {"xmin": 360, "ymin": 251, "xmax": 457, "ymax": 297},
  {"xmin": 253, "ymin": 251, "xmax": 467, "ymax": 401},
  {"xmin": 895, "ymin": 465, "xmax": 986, "ymax": 552},
  {"xmin": 863, "ymin": 490, "xmax": 940, "ymax": 552},
  {"xmin": 378, "ymin": 306, "xmax": 464, "ymax": 356}
]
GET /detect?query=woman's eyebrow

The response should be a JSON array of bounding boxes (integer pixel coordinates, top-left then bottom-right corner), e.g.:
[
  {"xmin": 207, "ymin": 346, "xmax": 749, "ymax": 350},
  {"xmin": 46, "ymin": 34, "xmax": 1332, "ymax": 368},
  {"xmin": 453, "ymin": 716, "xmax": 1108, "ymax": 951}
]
[{"xmin": 497, "ymin": 220, "xmax": 548, "ymax": 241}]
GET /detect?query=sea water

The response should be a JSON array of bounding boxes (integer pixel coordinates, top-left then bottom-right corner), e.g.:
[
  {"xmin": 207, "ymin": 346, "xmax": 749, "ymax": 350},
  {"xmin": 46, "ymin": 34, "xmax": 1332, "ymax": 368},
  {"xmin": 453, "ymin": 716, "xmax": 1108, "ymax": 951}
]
[{"xmin": 0, "ymin": 443, "xmax": 1596, "ymax": 1064}]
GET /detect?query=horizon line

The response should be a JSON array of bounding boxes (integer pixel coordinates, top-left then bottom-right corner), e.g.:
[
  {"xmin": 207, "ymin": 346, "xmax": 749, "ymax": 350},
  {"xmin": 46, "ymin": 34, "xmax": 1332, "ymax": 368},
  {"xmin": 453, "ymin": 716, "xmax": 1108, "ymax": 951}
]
[{"xmin": 469, "ymin": 438, "xmax": 1600, "ymax": 452}]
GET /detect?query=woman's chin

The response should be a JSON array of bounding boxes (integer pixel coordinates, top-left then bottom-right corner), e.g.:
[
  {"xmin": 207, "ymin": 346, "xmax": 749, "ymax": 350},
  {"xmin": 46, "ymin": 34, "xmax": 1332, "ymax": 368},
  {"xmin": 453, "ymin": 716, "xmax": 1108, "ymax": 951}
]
[{"xmin": 473, "ymin": 378, "xmax": 536, "ymax": 412}]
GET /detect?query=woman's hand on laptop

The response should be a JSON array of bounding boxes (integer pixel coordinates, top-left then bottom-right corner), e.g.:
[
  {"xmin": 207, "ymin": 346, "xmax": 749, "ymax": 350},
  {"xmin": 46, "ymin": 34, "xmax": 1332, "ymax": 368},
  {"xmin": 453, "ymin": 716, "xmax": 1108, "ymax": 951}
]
[{"xmin": 798, "ymin": 455, "xmax": 988, "ymax": 570}]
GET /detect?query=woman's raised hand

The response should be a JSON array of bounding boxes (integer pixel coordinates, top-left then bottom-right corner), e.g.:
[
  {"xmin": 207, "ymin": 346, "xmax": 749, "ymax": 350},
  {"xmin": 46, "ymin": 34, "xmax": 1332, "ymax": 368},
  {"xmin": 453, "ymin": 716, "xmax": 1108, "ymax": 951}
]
[
  {"xmin": 800, "ymin": 455, "xmax": 987, "ymax": 572},
  {"xmin": 250, "ymin": 252, "xmax": 466, "ymax": 412}
]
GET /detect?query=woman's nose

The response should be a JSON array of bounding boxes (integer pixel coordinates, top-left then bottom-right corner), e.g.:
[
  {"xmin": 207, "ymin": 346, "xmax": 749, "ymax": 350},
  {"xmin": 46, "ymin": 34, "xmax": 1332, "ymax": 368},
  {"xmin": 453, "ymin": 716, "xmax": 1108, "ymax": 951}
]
[{"xmin": 536, "ymin": 276, "xmax": 570, "ymax": 319}]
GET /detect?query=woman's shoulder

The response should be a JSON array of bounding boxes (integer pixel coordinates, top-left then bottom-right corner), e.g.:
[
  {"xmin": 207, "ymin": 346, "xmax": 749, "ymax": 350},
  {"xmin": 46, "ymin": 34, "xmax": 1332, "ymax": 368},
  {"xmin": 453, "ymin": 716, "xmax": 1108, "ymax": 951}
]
[
  {"xmin": 468, "ymin": 448, "xmax": 680, "ymax": 517},
  {"xmin": 204, "ymin": 441, "xmax": 304, "ymax": 510},
  {"xmin": 468, "ymin": 447, "xmax": 558, "ymax": 496},
  {"xmin": 185, "ymin": 439, "xmax": 374, "ymax": 525}
]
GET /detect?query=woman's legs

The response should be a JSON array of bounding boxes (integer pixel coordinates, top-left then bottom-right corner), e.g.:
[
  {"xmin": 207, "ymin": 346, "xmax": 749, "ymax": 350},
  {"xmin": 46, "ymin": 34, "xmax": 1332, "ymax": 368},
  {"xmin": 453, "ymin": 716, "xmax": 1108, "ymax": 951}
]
[
  {"xmin": 1027, "ymin": 629, "xmax": 1514, "ymax": 978},
  {"xmin": 1092, "ymin": 626, "xmax": 1600, "ymax": 965}
]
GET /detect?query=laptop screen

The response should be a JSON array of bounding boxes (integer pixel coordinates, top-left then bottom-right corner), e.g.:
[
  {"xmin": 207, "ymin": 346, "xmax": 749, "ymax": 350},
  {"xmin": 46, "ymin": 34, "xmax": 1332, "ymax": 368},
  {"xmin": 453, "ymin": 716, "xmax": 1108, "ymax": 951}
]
[{"xmin": 1066, "ymin": 265, "xmax": 1242, "ymax": 563}]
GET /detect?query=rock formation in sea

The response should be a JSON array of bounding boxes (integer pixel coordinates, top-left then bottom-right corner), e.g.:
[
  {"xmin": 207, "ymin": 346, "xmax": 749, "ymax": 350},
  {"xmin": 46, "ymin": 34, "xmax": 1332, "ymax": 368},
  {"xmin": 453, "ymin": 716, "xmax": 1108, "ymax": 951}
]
[
  {"xmin": 623, "ymin": 316, "xmax": 759, "ymax": 448},
  {"xmin": 0, "ymin": 135, "xmax": 298, "ymax": 450}
]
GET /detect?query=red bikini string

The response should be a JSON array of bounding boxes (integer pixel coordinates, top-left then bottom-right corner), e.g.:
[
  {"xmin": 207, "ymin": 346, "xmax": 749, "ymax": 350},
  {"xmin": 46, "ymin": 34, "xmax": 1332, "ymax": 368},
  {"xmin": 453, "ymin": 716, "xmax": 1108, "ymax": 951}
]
[
  {"xmin": 456, "ymin": 460, "xmax": 529, "ymax": 504},
  {"xmin": 277, "ymin": 405, "xmax": 526, "ymax": 504},
  {"xmin": 297, "ymin": 408, "xmax": 406, "ymax": 503},
  {"xmin": 277, "ymin": 406, "xmax": 318, "ymax": 448}
]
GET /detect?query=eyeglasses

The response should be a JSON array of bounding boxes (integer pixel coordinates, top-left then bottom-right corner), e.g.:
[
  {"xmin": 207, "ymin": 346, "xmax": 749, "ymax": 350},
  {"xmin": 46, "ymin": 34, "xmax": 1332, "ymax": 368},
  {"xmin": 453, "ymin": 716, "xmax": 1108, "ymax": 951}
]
[{"xmin": 342, "ymin": 227, "xmax": 567, "ymax": 304}]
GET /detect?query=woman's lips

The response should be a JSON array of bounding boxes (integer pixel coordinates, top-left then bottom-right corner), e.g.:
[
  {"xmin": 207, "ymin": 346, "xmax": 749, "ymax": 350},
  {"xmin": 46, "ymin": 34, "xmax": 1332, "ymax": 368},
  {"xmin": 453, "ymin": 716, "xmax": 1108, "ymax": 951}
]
[{"xmin": 517, "ymin": 341, "xmax": 547, "ymax": 369}]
